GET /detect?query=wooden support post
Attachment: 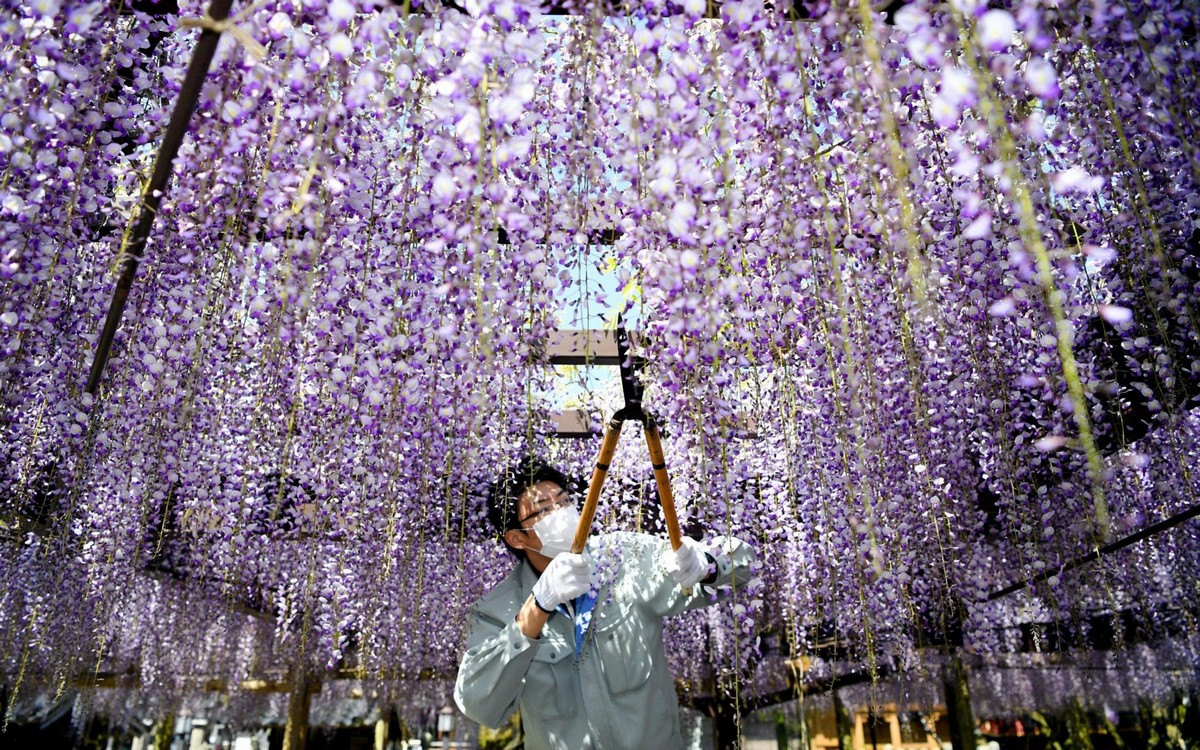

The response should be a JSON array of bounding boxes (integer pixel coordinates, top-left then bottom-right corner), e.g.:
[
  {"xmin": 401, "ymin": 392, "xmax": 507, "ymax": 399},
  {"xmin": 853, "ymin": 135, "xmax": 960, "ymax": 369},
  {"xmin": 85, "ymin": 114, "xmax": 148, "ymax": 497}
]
[
  {"xmin": 943, "ymin": 651, "xmax": 976, "ymax": 750},
  {"xmin": 152, "ymin": 713, "xmax": 174, "ymax": 750},
  {"xmin": 833, "ymin": 690, "xmax": 854, "ymax": 750},
  {"xmin": 283, "ymin": 674, "xmax": 315, "ymax": 750},
  {"xmin": 887, "ymin": 711, "xmax": 903, "ymax": 748},
  {"xmin": 796, "ymin": 700, "xmax": 812, "ymax": 750},
  {"xmin": 709, "ymin": 702, "xmax": 740, "ymax": 750},
  {"xmin": 374, "ymin": 716, "xmax": 388, "ymax": 750}
]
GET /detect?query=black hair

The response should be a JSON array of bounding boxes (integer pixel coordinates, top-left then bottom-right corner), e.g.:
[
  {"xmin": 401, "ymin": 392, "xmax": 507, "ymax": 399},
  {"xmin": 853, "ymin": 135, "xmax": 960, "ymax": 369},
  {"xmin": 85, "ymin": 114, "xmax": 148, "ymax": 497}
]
[{"xmin": 487, "ymin": 457, "xmax": 576, "ymax": 558}]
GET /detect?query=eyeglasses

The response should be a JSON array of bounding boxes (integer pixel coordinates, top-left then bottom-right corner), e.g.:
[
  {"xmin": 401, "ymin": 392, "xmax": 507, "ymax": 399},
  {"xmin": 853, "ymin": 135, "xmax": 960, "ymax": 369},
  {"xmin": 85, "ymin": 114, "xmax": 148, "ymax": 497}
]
[{"xmin": 516, "ymin": 494, "xmax": 575, "ymax": 529}]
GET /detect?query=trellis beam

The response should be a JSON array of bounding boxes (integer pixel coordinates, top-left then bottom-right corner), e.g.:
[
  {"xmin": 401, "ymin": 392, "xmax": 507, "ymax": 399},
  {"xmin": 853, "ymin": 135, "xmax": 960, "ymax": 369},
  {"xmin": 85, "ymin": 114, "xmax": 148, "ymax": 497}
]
[
  {"xmin": 122, "ymin": 0, "xmax": 910, "ymax": 22},
  {"xmin": 552, "ymin": 408, "xmax": 596, "ymax": 438},
  {"xmin": 551, "ymin": 407, "xmax": 759, "ymax": 439},
  {"xmin": 547, "ymin": 329, "xmax": 620, "ymax": 365},
  {"xmin": 69, "ymin": 673, "xmax": 312, "ymax": 693},
  {"xmin": 68, "ymin": 667, "xmax": 450, "ymax": 691},
  {"xmin": 546, "ymin": 329, "xmax": 764, "ymax": 438},
  {"xmin": 85, "ymin": 0, "xmax": 238, "ymax": 395},
  {"xmin": 985, "ymin": 501, "xmax": 1200, "ymax": 602}
]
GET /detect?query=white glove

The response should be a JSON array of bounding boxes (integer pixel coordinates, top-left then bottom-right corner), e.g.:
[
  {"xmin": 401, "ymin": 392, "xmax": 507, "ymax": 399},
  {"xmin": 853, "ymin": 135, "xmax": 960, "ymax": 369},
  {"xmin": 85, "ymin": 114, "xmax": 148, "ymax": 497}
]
[
  {"xmin": 665, "ymin": 537, "xmax": 713, "ymax": 588},
  {"xmin": 532, "ymin": 553, "xmax": 592, "ymax": 611}
]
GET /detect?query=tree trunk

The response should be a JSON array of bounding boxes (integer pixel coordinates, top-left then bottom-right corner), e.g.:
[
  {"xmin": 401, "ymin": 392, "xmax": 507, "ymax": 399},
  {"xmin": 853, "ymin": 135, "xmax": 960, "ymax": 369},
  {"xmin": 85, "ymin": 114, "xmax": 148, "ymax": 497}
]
[
  {"xmin": 775, "ymin": 711, "xmax": 790, "ymax": 750},
  {"xmin": 283, "ymin": 673, "xmax": 315, "ymax": 750},
  {"xmin": 712, "ymin": 703, "xmax": 740, "ymax": 750},
  {"xmin": 943, "ymin": 651, "xmax": 976, "ymax": 750}
]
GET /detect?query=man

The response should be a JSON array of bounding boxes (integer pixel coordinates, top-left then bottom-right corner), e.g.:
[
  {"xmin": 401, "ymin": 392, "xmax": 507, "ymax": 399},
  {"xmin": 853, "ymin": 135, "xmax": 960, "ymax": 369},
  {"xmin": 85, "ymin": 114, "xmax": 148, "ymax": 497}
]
[{"xmin": 454, "ymin": 458, "xmax": 755, "ymax": 750}]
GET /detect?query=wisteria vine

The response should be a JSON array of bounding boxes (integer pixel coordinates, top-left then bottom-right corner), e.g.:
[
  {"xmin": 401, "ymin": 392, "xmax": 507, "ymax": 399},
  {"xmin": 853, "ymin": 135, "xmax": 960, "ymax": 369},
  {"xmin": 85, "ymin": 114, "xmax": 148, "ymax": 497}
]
[{"xmin": 1, "ymin": 0, "xmax": 1197, "ymax": 732}]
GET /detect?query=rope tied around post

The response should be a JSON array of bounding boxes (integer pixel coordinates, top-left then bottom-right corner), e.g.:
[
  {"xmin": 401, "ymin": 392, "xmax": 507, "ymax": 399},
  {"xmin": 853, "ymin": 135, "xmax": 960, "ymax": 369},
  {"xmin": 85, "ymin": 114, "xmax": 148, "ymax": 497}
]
[{"xmin": 179, "ymin": 4, "xmax": 268, "ymax": 61}]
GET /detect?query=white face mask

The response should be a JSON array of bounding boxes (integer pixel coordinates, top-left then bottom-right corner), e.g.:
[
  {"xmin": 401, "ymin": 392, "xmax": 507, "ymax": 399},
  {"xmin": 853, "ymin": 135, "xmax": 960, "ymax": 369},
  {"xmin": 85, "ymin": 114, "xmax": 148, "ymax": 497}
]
[{"xmin": 531, "ymin": 505, "xmax": 580, "ymax": 559}]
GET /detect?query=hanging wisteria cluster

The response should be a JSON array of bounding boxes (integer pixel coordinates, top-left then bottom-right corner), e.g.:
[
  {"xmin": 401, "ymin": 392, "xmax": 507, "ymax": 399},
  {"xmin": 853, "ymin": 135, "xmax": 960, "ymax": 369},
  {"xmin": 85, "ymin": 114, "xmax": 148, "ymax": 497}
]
[{"xmin": 1, "ymin": 0, "xmax": 1197, "ymax": 731}]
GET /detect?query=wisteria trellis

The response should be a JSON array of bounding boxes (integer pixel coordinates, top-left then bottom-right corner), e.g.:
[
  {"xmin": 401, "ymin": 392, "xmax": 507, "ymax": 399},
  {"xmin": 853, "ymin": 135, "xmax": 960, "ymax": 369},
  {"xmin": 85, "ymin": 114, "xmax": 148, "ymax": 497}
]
[{"xmin": 1, "ymin": 0, "xmax": 1198, "ymax": 731}]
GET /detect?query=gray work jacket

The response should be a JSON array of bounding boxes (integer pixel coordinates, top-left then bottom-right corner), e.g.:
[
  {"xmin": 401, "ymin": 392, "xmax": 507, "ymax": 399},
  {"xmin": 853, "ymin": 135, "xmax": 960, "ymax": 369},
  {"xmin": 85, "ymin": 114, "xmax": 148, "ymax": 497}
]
[{"xmin": 454, "ymin": 532, "xmax": 755, "ymax": 750}]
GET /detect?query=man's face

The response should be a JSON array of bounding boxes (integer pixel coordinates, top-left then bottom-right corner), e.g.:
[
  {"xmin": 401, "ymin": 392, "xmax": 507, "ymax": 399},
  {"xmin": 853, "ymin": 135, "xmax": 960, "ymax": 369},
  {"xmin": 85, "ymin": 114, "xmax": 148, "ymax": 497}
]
[{"xmin": 504, "ymin": 480, "xmax": 572, "ymax": 563}]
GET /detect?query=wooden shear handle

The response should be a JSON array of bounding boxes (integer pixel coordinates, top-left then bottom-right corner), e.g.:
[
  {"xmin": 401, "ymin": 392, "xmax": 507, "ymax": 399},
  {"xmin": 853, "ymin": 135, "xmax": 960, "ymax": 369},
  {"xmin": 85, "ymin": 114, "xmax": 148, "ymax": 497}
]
[
  {"xmin": 646, "ymin": 418, "xmax": 692, "ymax": 595},
  {"xmin": 571, "ymin": 415, "xmax": 694, "ymax": 595},
  {"xmin": 572, "ymin": 418, "xmax": 623, "ymax": 554},
  {"xmin": 644, "ymin": 419, "xmax": 683, "ymax": 551}
]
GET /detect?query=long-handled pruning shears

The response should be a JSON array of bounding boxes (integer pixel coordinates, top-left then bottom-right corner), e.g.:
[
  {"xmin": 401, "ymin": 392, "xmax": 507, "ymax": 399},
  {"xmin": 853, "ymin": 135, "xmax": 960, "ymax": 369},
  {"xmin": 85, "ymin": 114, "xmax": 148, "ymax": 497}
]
[{"xmin": 569, "ymin": 323, "xmax": 691, "ymax": 591}]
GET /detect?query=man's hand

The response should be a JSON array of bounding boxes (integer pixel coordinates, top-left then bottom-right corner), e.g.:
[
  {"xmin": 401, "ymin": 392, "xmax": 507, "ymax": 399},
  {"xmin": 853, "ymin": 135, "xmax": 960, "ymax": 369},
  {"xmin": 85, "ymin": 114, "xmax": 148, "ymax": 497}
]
[
  {"xmin": 665, "ymin": 537, "xmax": 713, "ymax": 588},
  {"xmin": 532, "ymin": 553, "xmax": 592, "ymax": 611}
]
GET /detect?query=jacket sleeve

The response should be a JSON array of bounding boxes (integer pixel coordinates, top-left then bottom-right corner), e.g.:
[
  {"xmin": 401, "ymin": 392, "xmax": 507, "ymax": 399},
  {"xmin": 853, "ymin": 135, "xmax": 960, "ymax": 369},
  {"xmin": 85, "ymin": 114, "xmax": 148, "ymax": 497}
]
[
  {"xmin": 453, "ymin": 603, "xmax": 539, "ymax": 728},
  {"xmin": 639, "ymin": 534, "xmax": 757, "ymax": 618}
]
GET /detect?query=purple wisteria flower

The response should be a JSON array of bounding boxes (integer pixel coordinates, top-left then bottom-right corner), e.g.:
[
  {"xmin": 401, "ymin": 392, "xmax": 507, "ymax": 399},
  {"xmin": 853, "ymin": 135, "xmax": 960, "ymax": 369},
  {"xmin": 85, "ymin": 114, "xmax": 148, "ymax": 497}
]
[{"xmin": 0, "ymin": 0, "xmax": 1196, "ymax": 731}]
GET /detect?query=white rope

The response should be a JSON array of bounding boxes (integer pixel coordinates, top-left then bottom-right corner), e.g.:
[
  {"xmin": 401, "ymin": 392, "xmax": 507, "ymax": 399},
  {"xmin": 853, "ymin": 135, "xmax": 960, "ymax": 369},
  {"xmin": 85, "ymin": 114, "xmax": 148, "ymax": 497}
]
[{"xmin": 180, "ymin": 3, "xmax": 269, "ymax": 61}]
